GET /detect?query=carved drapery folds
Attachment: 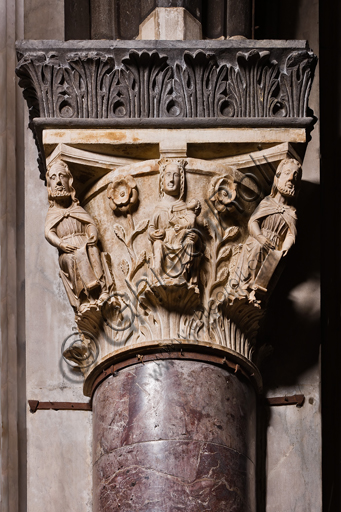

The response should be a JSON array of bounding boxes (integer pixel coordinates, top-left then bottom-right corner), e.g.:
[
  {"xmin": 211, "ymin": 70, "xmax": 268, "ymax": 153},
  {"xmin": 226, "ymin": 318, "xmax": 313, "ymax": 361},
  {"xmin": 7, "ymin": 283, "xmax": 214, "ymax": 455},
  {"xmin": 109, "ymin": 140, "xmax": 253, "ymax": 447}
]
[
  {"xmin": 16, "ymin": 44, "xmax": 316, "ymax": 122},
  {"xmin": 17, "ymin": 41, "xmax": 315, "ymax": 394},
  {"xmin": 41, "ymin": 149, "xmax": 302, "ymax": 390}
]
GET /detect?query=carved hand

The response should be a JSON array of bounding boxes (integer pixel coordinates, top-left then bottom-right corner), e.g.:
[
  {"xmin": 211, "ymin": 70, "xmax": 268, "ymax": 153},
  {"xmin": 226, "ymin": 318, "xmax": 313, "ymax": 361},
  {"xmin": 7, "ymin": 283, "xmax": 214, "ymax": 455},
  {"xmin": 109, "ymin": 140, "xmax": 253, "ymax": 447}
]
[
  {"xmin": 257, "ymin": 234, "xmax": 275, "ymax": 251},
  {"xmin": 186, "ymin": 231, "xmax": 198, "ymax": 243},
  {"xmin": 87, "ymin": 234, "xmax": 97, "ymax": 245},
  {"xmin": 59, "ymin": 242, "xmax": 77, "ymax": 253},
  {"xmin": 150, "ymin": 229, "xmax": 166, "ymax": 241}
]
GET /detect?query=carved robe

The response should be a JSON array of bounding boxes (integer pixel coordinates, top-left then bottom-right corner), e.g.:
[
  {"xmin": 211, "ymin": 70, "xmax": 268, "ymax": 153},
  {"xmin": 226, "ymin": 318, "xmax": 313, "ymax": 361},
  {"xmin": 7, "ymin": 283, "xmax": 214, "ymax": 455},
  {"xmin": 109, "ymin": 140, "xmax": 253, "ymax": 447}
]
[
  {"xmin": 232, "ymin": 195, "xmax": 297, "ymax": 291},
  {"xmin": 149, "ymin": 199, "xmax": 201, "ymax": 283},
  {"xmin": 45, "ymin": 202, "xmax": 105, "ymax": 309}
]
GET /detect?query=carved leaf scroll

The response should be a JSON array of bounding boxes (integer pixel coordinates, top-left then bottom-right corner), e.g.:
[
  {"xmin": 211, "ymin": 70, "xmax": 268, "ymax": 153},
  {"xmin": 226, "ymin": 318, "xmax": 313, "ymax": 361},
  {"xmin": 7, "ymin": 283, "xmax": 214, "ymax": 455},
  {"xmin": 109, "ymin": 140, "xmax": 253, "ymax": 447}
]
[
  {"xmin": 210, "ymin": 267, "xmax": 229, "ymax": 296},
  {"xmin": 226, "ymin": 51, "xmax": 281, "ymax": 118},
  {"xmin": 217, "ymin": 226, "xmax": 240, "ymax": 254},
  {"xmin": 66, "ymin": 52, "xmax": 116, "ymax": 118}
]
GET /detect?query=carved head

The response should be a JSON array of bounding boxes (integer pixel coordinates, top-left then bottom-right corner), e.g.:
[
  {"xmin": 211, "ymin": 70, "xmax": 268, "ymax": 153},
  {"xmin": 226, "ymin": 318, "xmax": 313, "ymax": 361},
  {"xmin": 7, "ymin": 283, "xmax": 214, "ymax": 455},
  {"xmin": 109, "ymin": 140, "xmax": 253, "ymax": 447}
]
[
  {"xmin": 46, "ymin": 161, "xmax": 78, "ymax": 206},
  {"xmin": 271, "ymin": 158, "xmax": 302, "ymax": 199},
  {"xmin": 158, "ymin": 158, "xmax": 186, "ymax": 201}
]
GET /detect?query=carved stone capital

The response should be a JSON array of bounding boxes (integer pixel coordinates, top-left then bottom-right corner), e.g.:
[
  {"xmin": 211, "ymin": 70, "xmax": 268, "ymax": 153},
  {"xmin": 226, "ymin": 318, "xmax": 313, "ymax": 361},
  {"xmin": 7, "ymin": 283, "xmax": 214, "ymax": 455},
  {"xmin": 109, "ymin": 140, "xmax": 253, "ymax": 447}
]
[{"xmin": 36, "ymin": 137, "xmax": 304, "ymax": 393}]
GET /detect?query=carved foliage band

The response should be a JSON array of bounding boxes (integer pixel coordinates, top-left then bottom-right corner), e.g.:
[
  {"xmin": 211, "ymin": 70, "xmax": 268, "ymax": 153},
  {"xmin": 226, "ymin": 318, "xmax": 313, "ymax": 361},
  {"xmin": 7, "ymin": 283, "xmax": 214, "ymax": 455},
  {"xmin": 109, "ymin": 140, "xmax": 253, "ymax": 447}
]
[{"xmin": 16, "ymin": 48, "xmax": 317, "ymax": 121}]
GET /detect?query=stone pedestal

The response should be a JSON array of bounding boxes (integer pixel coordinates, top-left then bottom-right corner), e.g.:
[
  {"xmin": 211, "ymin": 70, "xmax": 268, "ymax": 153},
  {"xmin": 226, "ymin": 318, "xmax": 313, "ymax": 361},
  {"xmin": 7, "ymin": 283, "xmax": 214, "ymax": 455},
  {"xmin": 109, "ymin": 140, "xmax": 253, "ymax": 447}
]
[{"xmin": 93, "ymin": 359, "xmax": 256, "ymax": 512}]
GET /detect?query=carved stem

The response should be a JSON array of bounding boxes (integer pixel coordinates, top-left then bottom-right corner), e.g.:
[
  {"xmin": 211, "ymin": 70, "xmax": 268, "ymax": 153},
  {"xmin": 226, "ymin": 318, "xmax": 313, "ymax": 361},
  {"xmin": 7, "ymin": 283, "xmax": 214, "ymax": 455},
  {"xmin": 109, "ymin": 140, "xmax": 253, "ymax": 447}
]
[
  {"xmin": 126, "ymin": 212, "xmax": 137, "ymax": 264},
  {"xmin": 127, "ymin": 211, "xmax": 135, "ymax": 235}
]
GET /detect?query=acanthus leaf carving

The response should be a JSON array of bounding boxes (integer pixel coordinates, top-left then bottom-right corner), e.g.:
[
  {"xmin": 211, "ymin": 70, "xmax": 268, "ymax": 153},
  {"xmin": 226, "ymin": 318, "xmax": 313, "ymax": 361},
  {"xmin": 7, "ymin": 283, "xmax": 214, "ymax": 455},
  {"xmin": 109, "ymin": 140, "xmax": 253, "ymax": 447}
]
[
  {"xmin": 66, "ymin": 52, "xmax": 116, "ymax": 119},
  {"xmin": 16, "ymin": 44, "xmax": 317, "ymax": 123},
  {"xmin": 278, "ymin": 50, "xmax": 317, "ymax": 117},
  {"xmin": 39, "ymin": 129, "xmax": 305, "ymax": 378},
  {"xmin": 174, "ymin": 51, "xmax": 229, "ymax": 118},
  {"xmin": 121, "ymin": 50, "xmax": 170, "ymax": 118},
  {"xmin": 226, "ymin": 50, "xmax": 281, "ymax": 118}
]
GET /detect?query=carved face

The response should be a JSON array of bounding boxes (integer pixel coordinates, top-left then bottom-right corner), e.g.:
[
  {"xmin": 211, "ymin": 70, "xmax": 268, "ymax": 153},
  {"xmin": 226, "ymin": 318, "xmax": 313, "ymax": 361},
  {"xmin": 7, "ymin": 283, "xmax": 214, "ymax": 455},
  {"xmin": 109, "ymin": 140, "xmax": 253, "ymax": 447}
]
[
  {"xmin": 163, "ymin": 164, "xmax": 181, "ymax": 196},
  {"xmin": 48, "ymin": 164, "xmax": 71, "ymax": 197},
  {"xmin": 276, "ymin": 162, "xmax": 301, "ymax": 197}
]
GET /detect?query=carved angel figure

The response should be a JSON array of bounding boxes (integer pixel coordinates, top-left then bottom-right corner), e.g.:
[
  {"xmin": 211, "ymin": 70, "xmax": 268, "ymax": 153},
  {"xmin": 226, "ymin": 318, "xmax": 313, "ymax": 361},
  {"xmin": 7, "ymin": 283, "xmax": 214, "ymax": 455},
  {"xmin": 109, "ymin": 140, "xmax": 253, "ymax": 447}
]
[
  {"xmin": 231, "ymin": 158, "xmax": 302, "ymax": 296},
  {"xmin": 45, "ymin": 161, "xmax": 111, "ymax": 314},
  {"xmin": 149, "ymin": 159, "xmax": 202, "ymax": 286}
]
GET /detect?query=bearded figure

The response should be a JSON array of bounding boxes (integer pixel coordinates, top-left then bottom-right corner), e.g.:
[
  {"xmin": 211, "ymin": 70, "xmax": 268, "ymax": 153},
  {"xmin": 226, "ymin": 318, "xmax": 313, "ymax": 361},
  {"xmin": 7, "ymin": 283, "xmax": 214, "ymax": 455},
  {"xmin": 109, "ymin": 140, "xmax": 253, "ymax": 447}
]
[
  {"xmin": 44, "ymin": 161, "xmax": 111, "ymax": 314},
  {"xmin": 231, "ymin": 158, "xmax": 302, "ymax": 296},
  {"xmin": 149, "ymin": 159, "xmax": 202, "ymax": 288}
]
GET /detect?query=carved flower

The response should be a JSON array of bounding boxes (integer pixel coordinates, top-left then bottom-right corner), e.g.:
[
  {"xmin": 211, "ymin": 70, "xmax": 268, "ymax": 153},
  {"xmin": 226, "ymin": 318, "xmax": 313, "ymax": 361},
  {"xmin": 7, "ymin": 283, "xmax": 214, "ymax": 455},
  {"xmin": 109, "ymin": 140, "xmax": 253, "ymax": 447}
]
[
  {"xmin": 107, "ymin": 175, "xmax": 138, "ymax": 214},
  {"xmin": 209, "ymin": 175, "xmax": 236, "ymax": 213}
]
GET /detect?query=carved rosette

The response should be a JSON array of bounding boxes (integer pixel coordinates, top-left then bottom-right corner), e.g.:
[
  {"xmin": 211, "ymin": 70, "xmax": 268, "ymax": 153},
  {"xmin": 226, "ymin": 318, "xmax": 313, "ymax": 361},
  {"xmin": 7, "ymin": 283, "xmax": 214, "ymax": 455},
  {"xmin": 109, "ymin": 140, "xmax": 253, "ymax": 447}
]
[
  {"xmin": 17, "ymin": 42, "xmax": 315, "ymax": 395},
  {"xmin": 39, "ymin": 147, "xmax": 304, "ymax": 395}
]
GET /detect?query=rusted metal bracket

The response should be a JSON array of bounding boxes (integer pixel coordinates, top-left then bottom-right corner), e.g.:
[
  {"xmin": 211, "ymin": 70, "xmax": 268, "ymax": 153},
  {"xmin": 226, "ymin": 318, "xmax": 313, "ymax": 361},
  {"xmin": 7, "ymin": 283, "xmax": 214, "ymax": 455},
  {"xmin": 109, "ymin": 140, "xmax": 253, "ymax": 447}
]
[
  {"xmin": 28, "ymin": 400, "xmax": 92, "ymax": 413},
  {"xmin": 28, "ymin": 395, "xmax": 304, "ymax": 413},
  {"xmin": 265, "ymin": 394, "xmax": 305, "ymax": 407}
]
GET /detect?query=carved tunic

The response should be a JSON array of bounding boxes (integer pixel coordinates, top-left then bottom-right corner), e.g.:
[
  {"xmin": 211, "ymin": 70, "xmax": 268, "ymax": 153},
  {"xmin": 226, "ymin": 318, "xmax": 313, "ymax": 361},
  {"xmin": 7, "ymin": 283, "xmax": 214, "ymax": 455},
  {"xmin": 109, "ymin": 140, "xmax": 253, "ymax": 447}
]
[
  {"xmin": 258, "ymin": 213, "xmax": 289, "ymax": 250},
  {"xmin": 55, "ymin": 216, "xmax": 88, "ymax": 247},
  {"xmin": 149, "ymin": 200, "xmax": 200, "ymax": 282},
  {"xmin": 233, "ymin": 196, "xmax": 297, "ymax": 290},
  {"xmin": 45, "ymin": 203, "xmax": 105, "ymax": 309}
]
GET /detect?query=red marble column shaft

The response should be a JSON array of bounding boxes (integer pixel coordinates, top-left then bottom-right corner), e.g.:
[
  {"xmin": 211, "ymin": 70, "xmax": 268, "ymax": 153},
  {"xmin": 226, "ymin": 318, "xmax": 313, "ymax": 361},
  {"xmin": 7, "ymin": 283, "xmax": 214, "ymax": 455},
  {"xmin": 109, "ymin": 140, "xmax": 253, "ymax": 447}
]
[{"xmin": 93, "ymin": 359, "xmax": 257, "ymax": 512}]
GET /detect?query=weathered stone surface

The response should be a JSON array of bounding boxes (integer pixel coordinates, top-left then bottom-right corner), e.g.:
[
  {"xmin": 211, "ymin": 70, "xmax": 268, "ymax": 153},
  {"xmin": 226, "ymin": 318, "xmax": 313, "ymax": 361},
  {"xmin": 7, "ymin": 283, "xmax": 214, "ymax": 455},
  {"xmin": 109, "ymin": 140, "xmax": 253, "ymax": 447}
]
[
  {"xmin": 266, "ymin": 384, "xmax": 321, "ymax": 512},
  {"xmin": 138, "ymin": 7, "xmax": 202, "ymax": 40},
  {"xmin": 14, "ymin": 6, "xmax": 323, "ymax": 512},
  {"xmin": 31, "ymin": 135, "xmax": 302, "ymax": 391},
  {"xmin": 16, "ymin": 40, "xmax": 317, "ymax": 122},
  {"xmin": 93, "ymin": 360, "xmax": 256, "ymax": 512},
  {"xmin": 24, "ymin": 0, "xmax": 64, "ymax": 40},
  {"xmin": 25, "ymin": 123, "xmax": 93, "ymax": 512},
  {"xmin": 28, "ymin": 410, "xmax": 93, "ymax": 512},
  {"xmin": 43, "ymin": 127, "xmax": 306, "ymax": 146}
]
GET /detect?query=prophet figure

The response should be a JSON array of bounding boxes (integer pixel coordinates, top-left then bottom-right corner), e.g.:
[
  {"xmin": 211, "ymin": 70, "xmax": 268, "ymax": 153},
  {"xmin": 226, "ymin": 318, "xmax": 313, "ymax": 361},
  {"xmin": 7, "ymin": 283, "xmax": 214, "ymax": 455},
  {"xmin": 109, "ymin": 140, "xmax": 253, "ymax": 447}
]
[
  {"xmin": 45, "ymin": 161, "xmax": 111, "ymax": 313},
  {"xmin": 231, "ymin": 158, "xmax": 302, "ymax": 296},
  {"xmin": 149, "ymin": 159, "xmax": 202, "ymax": 287}
]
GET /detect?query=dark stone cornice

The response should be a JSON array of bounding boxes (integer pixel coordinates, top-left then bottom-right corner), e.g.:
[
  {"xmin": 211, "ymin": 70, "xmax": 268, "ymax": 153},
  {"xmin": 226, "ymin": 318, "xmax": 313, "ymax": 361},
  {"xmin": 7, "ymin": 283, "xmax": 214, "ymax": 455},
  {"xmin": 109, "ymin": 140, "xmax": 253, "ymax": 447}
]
[{"xmin": 15, "ymin": 40, "xmax": 317, "ymax": 179}]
